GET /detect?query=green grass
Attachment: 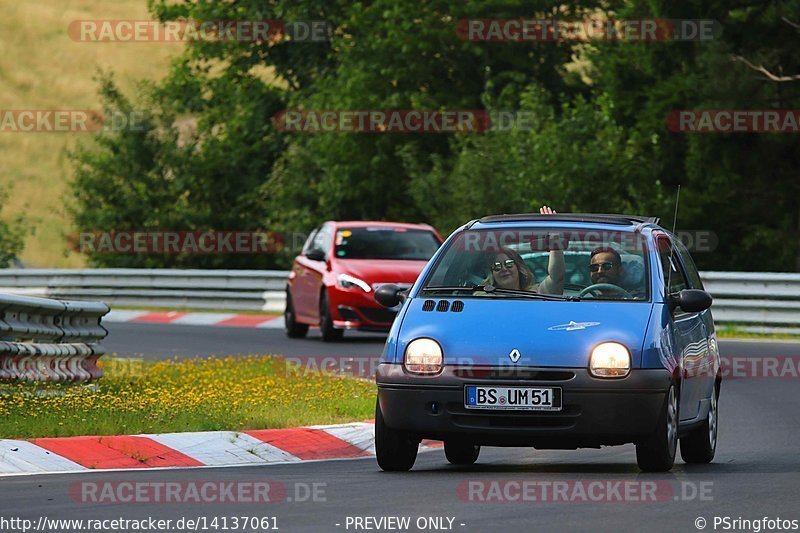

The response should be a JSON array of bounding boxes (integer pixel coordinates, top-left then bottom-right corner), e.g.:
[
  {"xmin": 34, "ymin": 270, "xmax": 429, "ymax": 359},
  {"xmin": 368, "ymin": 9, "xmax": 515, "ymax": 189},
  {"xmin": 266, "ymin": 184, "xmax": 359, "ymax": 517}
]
[
  {"xmin": 0, "ymin": 0, "xmax": 179, "ymax": 267},
  {"xmin": 0, "ymin": 355, "xmax": 375, "ymax": 439},
  {"xmin": 716, "ymin": 326, "xmax": 800, "ymax": 341}
]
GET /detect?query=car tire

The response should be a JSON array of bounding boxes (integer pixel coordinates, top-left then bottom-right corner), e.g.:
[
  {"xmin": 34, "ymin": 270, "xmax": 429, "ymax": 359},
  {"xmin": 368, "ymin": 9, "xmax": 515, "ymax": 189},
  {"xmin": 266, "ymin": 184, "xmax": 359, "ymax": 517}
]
[
  {"xmin": 319, "ymin": 290, "xmax": 343, "ymax": 342},
  {"xmin": 680, "ymin": 384, "xmax": 718, "ymax": 464},
  {"xmin": 444, "ymin": 441, "xmax": 480, "ymax": 466},
  {"xmin": 375, "ymin": 399, "xmax": 418, "ymax": 472},
  {"xmin": 284, "ymin": 290, "xmax": 309, "ymax": 339},
  {"xmin": 636, "ymin": 384, "xmax": 679, "ymax": 472}
]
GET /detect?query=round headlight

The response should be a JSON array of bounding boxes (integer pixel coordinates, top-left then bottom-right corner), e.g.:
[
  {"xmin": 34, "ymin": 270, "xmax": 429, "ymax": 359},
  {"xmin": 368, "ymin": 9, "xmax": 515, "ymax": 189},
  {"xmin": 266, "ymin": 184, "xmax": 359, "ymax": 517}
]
[
  {"xmin": 590, "ymin": 342, "xmax": 631, "ymax": 378},
  {"xmin": 404, "ymin": 338, "xmax": 443, "ymax": 374}
]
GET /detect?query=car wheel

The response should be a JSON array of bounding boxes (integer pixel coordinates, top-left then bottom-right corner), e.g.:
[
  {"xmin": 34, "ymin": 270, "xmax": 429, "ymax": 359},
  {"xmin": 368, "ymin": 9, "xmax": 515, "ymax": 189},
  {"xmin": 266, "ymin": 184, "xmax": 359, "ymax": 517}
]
[
  {"xmin": 375, "ymin": 399, "xmax": 418, "ymax": 472},
  {"xmin": 319, "ymin": 291, "xmax": 343, "ymax": 342},
  {"xmin": 284, "ymin": 290, "xmax": 309, "ymax": 339},
  {"xmin": 444, "ymin": 441, "xmax": 480, "ymax": 466},
  {"xmin": 680, "ymin": 384, "xmax": 718, "ymax": 464},
  {"xmin": 636, "ymin": 384, "xmax": 679, "ymax": 472}
]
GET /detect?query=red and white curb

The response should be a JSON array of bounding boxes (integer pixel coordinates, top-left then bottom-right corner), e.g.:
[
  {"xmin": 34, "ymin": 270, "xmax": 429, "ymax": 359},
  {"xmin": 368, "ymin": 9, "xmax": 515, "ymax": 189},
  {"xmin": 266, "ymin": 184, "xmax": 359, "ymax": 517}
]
[
  {"xmin": 0, "ymin": 422, "xmax": 442, "ymax": 476},
  {"xmin": 103, "ymin": 310, "xmax": 283, "ymax": 328}
]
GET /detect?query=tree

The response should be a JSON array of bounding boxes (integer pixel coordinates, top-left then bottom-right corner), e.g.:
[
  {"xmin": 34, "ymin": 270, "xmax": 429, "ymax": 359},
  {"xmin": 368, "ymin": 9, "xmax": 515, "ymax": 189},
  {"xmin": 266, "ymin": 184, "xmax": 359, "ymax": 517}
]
[
  {"xmin": 0, "ymin": 188, "xmax": 26, "ymax": 267},
  {"xmin": 402, "ymin": 85, "xmax": 667, "ymax": 234},
  {"xmin": 588, "ymin": 0, "xmax": 800, "ymax": 270},
  {"xmin": 70, "ymin": 73, "xmax": 286, "ymax": 268},
  {"xmin": 264, "ymin": 0, "xmax": 605, "ymax": 234},
  {"xmin": 70, "ymin": 0, "xmax": 800, "ymax": 271}
]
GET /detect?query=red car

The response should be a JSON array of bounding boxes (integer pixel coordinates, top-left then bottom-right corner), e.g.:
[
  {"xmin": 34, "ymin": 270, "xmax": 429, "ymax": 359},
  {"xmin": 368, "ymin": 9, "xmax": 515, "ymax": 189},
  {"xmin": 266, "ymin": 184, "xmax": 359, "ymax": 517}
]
[{"xmin": 285, "ymin": 221, "xmax": 443, "ymax": 341}]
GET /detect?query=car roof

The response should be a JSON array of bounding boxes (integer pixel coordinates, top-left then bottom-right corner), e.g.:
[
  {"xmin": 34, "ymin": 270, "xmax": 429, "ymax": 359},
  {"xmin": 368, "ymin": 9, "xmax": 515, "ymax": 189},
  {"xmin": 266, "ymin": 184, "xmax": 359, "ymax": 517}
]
[
  {"xmin": 477, "ymin": 213, "xmax": 660, "ymax": 225},
  {"xmin": 331, "ymin": 220, "xmax": 436, "ymax": 230},
  {"xmin": 467, "ymin": 213, "xmax": 663, "ymax": 232}
]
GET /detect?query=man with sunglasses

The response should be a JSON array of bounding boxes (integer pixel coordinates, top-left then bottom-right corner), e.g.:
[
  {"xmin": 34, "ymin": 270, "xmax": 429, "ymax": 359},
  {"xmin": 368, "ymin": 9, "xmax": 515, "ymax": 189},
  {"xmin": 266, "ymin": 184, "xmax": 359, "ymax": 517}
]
[{"xmin": 588, "ymin": 246, "xmax": 628, "ymax": 297}]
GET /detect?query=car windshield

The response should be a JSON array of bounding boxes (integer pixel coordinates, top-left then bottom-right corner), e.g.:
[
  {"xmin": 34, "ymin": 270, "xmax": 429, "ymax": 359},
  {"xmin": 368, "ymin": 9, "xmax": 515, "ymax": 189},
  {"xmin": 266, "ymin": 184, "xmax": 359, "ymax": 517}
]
[
  {"xmin": 334, "ymin": 227, "xmax": 441, "ymax": 260},
  {"xmin": 421, "ymin": 227, "xmax": 650, "ymax": 301}
]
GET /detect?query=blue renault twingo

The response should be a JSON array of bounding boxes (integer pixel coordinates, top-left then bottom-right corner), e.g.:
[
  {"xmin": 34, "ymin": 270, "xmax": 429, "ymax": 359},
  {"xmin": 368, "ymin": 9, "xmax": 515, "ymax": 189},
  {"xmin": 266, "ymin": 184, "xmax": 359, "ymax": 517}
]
[{"xmin": 374, "ymin": 213, "xmax": 720, "ymax": 472}]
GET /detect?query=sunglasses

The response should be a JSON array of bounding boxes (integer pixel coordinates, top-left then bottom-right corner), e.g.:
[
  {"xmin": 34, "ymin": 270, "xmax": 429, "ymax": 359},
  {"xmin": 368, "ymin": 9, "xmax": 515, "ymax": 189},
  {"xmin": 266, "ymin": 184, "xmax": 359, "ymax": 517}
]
[
  {"xmin": 491, "ymin": 259, "xmax": 517, "ymax": 272},
  {"xmin": 589, "ymin": 262, "xmax": 616, "ymax": 273}
]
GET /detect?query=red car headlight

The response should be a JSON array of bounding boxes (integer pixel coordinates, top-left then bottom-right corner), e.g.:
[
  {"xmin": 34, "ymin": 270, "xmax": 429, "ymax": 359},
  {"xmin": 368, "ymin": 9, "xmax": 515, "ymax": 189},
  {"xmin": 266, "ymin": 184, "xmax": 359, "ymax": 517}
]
[{"xmin": 337, "ymin": 273, "xmax": 372, "ymax": 292}]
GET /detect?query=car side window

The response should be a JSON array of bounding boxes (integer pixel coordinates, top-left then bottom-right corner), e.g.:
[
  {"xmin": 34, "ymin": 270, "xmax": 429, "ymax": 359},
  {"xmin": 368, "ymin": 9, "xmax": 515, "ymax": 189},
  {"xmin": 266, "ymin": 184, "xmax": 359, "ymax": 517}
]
[
  {"xmin": 310, "ymin": 225, "xmax": 328, "ymax": 253},
  {"xmin": 674, "ymin": 240, "xmax": 704, "ymax": 289},
  {"xmin": 318, "ymin": 224, "xmax": 334, "ymax": 253},
  {"xmin": 656, "ymin": 236, "xmax": 688, "ymax": 294},
  {"xmin": 302, "ymin": 228, "xmax": 320, "ymax": 255}
]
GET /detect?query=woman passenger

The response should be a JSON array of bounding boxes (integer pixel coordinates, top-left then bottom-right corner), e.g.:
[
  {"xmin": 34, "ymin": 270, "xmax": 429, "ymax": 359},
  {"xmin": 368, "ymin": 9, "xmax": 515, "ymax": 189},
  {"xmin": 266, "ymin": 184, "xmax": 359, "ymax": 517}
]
[{"xmin": 482, "ymin": 205, "xmax": 564, "ymax": 295}]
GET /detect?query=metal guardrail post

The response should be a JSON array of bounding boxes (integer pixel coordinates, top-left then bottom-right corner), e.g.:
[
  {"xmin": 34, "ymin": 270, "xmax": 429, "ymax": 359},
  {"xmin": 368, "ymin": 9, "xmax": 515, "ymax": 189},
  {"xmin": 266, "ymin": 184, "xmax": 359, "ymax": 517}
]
[
  {"xmin": 0, "ymin": 294, "xmax": 110, "ymax": 383},
  {"xmin": 0, "ymin": 269, "xmax": 799, "ymax": 332},
  {"xmin": 0, "ymin": 269, "xmax": 291, "ymax": 312}
]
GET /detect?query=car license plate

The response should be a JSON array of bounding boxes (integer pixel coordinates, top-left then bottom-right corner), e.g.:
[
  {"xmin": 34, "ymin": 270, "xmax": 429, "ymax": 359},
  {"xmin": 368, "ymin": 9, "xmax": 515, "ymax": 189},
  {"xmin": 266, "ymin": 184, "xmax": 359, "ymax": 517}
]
[{"xmin": 464, "ymin": 385, "xmax": 562, "ymax": 411}]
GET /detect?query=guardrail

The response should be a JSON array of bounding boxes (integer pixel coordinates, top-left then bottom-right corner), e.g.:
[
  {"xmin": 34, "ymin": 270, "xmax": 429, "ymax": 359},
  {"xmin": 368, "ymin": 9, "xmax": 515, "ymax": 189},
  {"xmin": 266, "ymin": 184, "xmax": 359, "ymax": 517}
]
[
  {"xmin": 0, "ymin": 269, "xmax": 288, "ymax": 312},
  {"xmin": 0, "ymin": 269, "xmax": 797, "ymax": 333},
  {"xmin": 0, "ymin": 293, "xmax": 109, "ymax": 382},
  {"xmin": 699, "ymin": 272, "xmax": 800, "ymax": 334}
]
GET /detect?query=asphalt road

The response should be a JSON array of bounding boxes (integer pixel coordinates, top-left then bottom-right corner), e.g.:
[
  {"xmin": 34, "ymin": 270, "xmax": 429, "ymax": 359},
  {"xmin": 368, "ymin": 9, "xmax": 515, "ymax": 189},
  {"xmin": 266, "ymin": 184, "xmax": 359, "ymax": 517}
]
[
  {"xmin": 2, "ymin": 325, "xmax": 799, "ymax": 532},
  {"xmin": 103, "ymin": 322, "xmax": 388, "ymax": 360},
  {"xmin": 103, "ymin": 321, "xmax": 800, "ymax": 359}
]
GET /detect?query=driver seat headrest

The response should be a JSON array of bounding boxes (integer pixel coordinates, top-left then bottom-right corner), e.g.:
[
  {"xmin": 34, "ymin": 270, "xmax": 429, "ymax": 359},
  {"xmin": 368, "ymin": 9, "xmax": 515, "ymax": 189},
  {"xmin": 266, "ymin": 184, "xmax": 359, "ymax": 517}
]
[{"xmin": 620, "ymin": 256, "xmax": 645, "ymax": 288}]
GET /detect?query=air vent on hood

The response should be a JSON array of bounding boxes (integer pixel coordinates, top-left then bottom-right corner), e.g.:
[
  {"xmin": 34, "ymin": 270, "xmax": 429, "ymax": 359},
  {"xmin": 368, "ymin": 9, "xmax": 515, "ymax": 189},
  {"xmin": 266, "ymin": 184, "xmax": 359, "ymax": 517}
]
[
  {"xmin": 422, "ymin": 300, "xmax": 435, "ymax": 312},
  {"xmin": 451, "ymin": 300, "xmax": 464, "ymax": 312},
  {"xmin": 436, "ymin": 300, "xmax": 450, "ymax": 312}
]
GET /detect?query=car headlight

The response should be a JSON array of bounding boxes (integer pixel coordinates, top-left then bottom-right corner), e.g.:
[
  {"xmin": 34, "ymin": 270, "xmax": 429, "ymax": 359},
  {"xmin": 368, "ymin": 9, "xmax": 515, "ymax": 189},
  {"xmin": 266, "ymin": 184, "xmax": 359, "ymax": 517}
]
[
  {"xmin": 337, "ymin": 273, "xmax": 371, "ymax": 292},
  {"xmin": 404, "ymin": 338, "xmax": 443, "ymax": 374},
  {"xmin": 590, "ymin": 342, "xmax": 631, "ymax": 378}
]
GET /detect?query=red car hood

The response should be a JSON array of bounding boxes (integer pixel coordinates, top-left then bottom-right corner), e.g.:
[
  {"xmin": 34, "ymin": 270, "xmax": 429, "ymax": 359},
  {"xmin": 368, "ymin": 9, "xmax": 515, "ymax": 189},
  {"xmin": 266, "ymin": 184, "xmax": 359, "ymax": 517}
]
[{"xmin": 335, "ymin": 259, "xmax": 428, "ymax": 284}]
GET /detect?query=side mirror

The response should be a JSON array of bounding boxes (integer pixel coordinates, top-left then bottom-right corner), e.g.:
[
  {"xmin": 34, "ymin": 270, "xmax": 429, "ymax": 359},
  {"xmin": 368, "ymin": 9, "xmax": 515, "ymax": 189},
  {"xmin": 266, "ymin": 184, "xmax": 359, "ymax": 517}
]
[
  {"xmin": 668, "ymin": 289, "xmax": 712, "ymax": 313},
  {"xmin": 305, "ymin": 249, "xmax": 325, "ymax": 262},
  {"xmin": 375, "ymin": 283, "xmax": 403, "ymax": 308}
]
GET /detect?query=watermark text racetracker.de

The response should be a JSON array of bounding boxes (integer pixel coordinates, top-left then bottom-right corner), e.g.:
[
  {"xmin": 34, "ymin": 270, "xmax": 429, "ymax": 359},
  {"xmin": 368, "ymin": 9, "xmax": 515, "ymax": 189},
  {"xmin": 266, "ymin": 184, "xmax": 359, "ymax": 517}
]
[
  {"xmin": 453, "ymin": 229, "xmax": 718, "ymax": 254},
  {"xmin": 73, "ymin": 231, "xmax": 285, "ymax": 255},
  {"xmin": 69, "ymin": 19, "xmax": 331, "ymax": 43},
  {"xmin": 281, "ymin": 355, "xmax": 800, "ymax": 380},
  {"xmin": 69, "ymin": 480, "xmax": 326, "ymax": 504},
  {"xmin": 688, "ymin": 356, "xmax": 800, "ymax": 380},
  {"xmin": 273, "ymin": 110, "xmax": 536, "ymax": 133},
  {"xmin": 0, "ymin": 110, "xmax": 146, "ymax": 133},
  {"xmin": 458, "ymin": 18, "xmax": 720, "ymax": 42},
  {"xmin": 285, "ymin": 356, "xmax": 380, "ymax": 378},
  {"xmin": 667, "ymin": 110, "xmax": 800, "ymax": 133},
  {"xmin": 459, "ymin": 479, "xmax": 713, "ymax": 503}
]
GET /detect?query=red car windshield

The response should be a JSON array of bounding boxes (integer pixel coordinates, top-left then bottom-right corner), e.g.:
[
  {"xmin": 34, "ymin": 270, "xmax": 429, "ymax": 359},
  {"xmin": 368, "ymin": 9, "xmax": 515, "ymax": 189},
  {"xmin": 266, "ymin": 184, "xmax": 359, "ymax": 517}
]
[{"xmin": 334, "ymin": 227, "xmax": 440, "ymax": 260}]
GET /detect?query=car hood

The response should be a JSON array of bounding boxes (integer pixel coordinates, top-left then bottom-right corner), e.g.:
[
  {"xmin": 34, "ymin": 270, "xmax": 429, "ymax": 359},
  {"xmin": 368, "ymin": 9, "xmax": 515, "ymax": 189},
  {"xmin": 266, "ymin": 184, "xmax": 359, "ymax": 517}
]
[
  {"xmin": 395, "ymin": 297, "xmax": 653, "ymax": 368},
  {"xmin": 336, "ymin": 259, "xmax": 428, "ymax": 284}
]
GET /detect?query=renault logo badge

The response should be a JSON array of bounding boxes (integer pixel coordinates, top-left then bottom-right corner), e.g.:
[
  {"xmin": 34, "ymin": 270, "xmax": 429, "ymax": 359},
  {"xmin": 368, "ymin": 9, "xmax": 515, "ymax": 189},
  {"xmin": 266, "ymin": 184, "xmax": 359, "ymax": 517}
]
[{"xmin": 509, "ymin": 349, "xmax": 521, "ymax": 363}]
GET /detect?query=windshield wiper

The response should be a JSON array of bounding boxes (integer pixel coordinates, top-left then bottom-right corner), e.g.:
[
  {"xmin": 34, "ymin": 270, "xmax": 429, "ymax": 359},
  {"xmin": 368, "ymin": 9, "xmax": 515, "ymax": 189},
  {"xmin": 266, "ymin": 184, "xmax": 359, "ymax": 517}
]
[
  {"xmin": 422, "ymin": 285, "xmax": 573, "ymax": 301},
  {"xmin": 421, "ymin": 285, "xmax": 483, "ymax": 293},
  {"xmin": 486, "ymin": 287, "xmax": 572, "ymax": 301}
]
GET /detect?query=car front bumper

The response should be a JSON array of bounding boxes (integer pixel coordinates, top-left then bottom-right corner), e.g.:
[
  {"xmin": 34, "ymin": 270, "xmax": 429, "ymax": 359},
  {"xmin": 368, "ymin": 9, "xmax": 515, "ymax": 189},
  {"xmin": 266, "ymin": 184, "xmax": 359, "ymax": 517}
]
[
  {"xmin": 376, "ymin": 364, "xmax": 672, "ymax": 448},
  {"xmin": 328, "ymin": 287, "xmax": 398, "ymax": 331}
]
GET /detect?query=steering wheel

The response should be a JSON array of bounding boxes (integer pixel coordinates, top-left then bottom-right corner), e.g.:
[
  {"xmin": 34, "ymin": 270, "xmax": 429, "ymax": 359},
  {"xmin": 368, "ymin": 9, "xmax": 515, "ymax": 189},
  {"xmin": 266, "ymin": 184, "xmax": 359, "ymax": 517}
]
[{"xmin": 578, "ymin": 283, "xmax": 633, "ymax": 299}]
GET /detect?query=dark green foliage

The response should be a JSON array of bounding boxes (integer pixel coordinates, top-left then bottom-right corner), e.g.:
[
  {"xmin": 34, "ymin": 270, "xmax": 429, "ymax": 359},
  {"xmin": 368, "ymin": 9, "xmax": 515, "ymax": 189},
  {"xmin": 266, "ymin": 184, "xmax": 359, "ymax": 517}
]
[
  {"xmin": 0, "ymin": 189, "xmax": 26, "ymax": 267},
  {"xmin": 70, "ymin": 0, "xmax": 800, "ymax": 270}
]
